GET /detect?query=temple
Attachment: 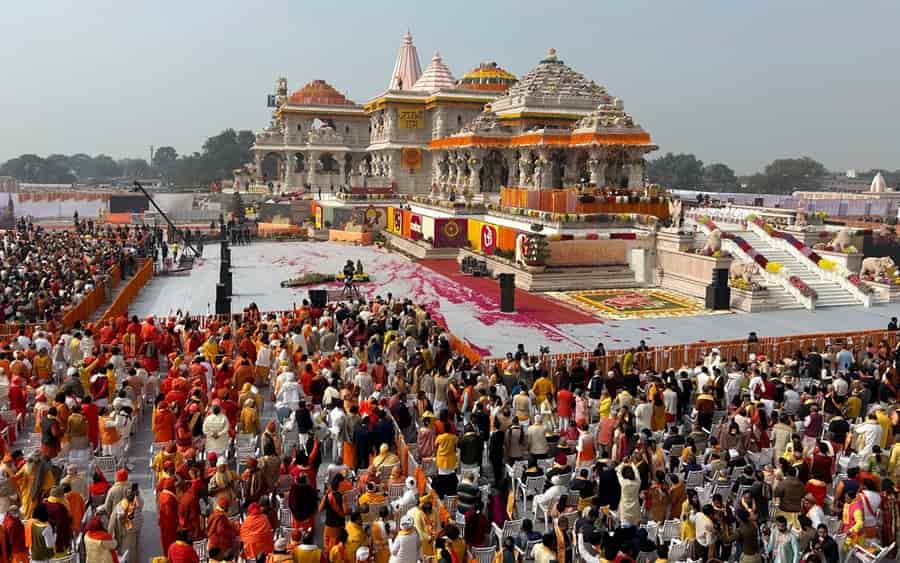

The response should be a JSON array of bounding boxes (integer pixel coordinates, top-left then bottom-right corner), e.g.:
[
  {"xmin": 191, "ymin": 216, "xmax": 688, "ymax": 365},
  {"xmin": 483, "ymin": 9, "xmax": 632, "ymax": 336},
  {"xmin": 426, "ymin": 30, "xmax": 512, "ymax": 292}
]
[{"xmin": 241, "ymin": 34, "xmax": 655, "ymax": 195}]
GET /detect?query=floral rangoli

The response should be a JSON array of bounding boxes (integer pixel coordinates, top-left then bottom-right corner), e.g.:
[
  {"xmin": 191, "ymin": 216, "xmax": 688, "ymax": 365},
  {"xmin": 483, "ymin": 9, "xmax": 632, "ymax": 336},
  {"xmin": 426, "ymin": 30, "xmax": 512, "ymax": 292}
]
[{"xmin": 548, "ymin": 288, "xmax": 726, "ymax": 320}]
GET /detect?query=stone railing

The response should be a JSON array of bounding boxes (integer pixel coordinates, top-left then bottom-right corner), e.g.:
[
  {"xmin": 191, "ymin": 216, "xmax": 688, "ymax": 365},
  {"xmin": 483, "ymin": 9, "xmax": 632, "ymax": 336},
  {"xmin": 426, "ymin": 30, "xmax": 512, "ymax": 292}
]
[
  {"xmin": 746, "ymin": 218, "xmax": 870, "ymax": 307},
  {"xmin": 696, "ymin": 216, "xmax": 813, "ymax": 309}
]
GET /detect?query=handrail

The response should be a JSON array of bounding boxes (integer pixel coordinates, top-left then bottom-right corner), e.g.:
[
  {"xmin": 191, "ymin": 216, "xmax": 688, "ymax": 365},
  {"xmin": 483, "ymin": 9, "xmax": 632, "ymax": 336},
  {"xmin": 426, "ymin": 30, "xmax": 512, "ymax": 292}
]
[
  {"xmin": 746, "ymin": 218, "xmax": 870, "ymax": 307},
  {"xmin": 695, "ymin": 216, "xmax": 811, "ymax": 309}
]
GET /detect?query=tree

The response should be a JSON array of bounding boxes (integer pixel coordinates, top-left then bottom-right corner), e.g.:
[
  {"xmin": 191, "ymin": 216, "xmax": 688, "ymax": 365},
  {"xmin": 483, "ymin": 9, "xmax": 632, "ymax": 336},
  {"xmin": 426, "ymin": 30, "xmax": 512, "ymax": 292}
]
[
  {"xmin": 702, "ymin": 163, "xmax": 738, "ymax": 192},
  {"xmin": 0, "ymin": 154, "xmax": 76, "ymax": 184},
  {"xmin": 742, "ymin": 156, "xmax": 827, "ymax": 194},
  {"xmin": 646, "ymin": 153, "xmax": 704, "ymax": 189},
  {"xmin": 152, "ymin": 146, "xmax": 179, "ymax": 181}
]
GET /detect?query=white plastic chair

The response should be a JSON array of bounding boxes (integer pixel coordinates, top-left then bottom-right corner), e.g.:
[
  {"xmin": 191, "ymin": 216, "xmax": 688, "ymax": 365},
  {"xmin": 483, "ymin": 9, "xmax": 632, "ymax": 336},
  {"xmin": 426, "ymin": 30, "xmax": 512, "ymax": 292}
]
[
  {"xmin": 470, "ymin": 546, "xmax": 495, "ymax": 563},
  {"xmin": 660, "ymin": 519, "xmax": 682, "ymax": 543},
  {"xmin": 491, "ymin": 518, "xmax": 524, "ymax": 547},
  {"xmin": 518, "ymin": 475, "xmax": 546, "ymax": 512},
  {"xmin": 850, "ymin": 542, "xmax": 895, "ymax": 563}
]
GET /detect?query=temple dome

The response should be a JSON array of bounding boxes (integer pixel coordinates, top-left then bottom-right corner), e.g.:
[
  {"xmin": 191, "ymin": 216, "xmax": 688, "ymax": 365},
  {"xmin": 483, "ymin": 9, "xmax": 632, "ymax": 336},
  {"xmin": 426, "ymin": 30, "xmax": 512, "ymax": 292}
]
[
  {"xmin": 412, "ymin": 51, "xmax": 456, "ymax": 93},
  {"xmin": 456, "ymin": 61, "xmax": 517, "ymax": 92},
  {"xmin": 288, "ymin": 80, "xmax": 354, "ymax": 106},
  {"xmin": 504, "ymin": 48, "xmax": 608, "ymax": 102}
]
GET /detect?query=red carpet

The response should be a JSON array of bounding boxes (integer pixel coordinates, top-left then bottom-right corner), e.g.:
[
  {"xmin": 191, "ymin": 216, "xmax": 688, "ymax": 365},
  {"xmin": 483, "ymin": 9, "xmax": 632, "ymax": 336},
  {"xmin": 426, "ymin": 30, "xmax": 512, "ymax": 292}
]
[{"xmin": 418, "ymin": 259, "xmax": 599, "ymax": 325}]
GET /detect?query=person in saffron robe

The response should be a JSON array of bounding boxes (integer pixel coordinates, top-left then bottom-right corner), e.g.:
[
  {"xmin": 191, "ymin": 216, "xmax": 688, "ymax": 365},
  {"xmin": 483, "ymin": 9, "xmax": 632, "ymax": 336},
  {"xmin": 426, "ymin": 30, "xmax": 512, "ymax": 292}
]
[
  {"xmin": 15, "ymin": 454, "xmax": 54, "ymax": 518},
  {"xmin": 83, "ymin": 515, "xmax": 118, "ymax": 563},
  {"xmin": 109, "ymin": 486, "xmax": 142, "ymax": 561},
  {"xmin": 241, "ymin": 458, "xmax": 266, "ymax": 509},
  {"xmin": 152, "ymin": 401, "xmax": 177, "ymax": 444},
  {"xmin": 178, "ymin": 479, "xmax": 204, "ymax": 540},
  {"xmin": 287, "ymin": 474, "xmax": 317, "ymax": 531},
  {"xmin": 3, "ymin": 506, "xmax": 26, "ymax": 563},
  {"xmin": 240, "ymin": 502, "xmax": 274, "ymax": 561},
  {"xmin": 82, "ymin": 396, "xmax": 100, "ymax": 452},
  {"xmin": 41, "ymin": 486, "xmax": 72, "ymax": 554},
  {"xmin": 62, "ymin": 483, "xmax": 84, "ymax": 537},
  {"xmin": 320, "ymin": 473, "xmax": 346, "ymax": 558},
  {"xmin": 39, "ymin": 407, "xmax": 63, "ymax": 459},
  {"xmin": 206, "ymin": 496, "xmax": 239, "ymax": 556},
  {"xmin": 167, "ymin": 529, "xmax": 200, "ymax": 563},
  {"xmin": 157, "ymin": 482, "xmax": 179, "ymax": 555}
]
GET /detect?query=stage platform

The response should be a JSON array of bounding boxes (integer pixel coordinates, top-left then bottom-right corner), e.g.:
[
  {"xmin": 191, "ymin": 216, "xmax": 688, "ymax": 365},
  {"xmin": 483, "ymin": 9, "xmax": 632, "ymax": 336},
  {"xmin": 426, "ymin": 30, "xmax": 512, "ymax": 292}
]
[{"xmin": 129, "ymin": 241, "xmax": 900, "ymax": 356}]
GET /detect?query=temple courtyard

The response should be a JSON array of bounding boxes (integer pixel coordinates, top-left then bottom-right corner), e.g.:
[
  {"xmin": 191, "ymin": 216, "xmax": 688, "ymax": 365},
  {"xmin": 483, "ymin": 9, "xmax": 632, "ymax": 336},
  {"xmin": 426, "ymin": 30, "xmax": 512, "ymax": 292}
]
[{"xmin": 131, "ymin": 241, "xmax": 900, "ymax": 357}]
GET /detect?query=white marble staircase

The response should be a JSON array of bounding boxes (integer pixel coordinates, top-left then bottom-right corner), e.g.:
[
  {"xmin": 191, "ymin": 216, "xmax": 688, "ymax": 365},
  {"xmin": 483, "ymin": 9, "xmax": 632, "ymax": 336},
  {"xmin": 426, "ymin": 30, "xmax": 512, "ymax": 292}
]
[{"xmin": 725, "ymin": 228, "xmax": 862, "ymax": 308}]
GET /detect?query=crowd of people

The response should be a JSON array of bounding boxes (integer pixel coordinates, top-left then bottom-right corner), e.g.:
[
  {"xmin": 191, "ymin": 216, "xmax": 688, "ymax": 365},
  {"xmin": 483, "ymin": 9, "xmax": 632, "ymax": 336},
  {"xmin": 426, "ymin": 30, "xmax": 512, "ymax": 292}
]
[
  {"xmin": 0, "ymin": 284, "xmax": 899, "ymax": 563},
  {"xmin": 0, "ymin": 222, "xmax": 155, "ymax": 325}
]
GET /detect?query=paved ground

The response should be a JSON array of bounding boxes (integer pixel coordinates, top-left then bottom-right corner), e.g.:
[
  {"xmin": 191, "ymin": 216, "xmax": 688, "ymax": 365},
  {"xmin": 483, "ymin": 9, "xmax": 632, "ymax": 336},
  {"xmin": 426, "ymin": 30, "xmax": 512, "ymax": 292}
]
[{"xmin": 131, "ymin": 241, "xmax": 900, "ymax": 356}]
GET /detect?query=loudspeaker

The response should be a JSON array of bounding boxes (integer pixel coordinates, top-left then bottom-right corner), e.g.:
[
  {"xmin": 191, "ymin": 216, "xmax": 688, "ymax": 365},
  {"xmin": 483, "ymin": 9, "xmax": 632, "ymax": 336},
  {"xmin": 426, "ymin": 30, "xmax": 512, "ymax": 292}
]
[
  {"xmin": 711, "ymin": 268, "xmax": 729, "ymax": 287},
  {"xmin": 705, "ymin": 284, "xmax": 731, "ymax": 310},
  {"xmin": 215, "ymin": 283, "xmax": 231, "ymax": 315},
  {"xmin": 309, "ymin": 289, "xmax": 328, "ymax": 308},
  {"xmin": 499, "ymin": 273, "xmax": 515, "ymax": 312}
]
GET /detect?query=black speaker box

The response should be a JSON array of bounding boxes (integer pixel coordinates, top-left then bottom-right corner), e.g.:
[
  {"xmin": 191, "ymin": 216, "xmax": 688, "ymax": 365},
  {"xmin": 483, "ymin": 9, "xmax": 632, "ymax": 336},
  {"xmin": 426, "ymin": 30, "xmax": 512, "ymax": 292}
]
[
  {"xmin": 499, "ymin": 274, "xmax": 515, "ymax": 312},
  {"xmin": 309, "ymin": 289, "xmax": 328, "ymax": 308},
  {"xmin": 705, "ymin": 284, "xmax": 731, "ymax": 310},
  {"xmin": 711, "ymin": 268, "xmax": 729, "ymax": 287}
]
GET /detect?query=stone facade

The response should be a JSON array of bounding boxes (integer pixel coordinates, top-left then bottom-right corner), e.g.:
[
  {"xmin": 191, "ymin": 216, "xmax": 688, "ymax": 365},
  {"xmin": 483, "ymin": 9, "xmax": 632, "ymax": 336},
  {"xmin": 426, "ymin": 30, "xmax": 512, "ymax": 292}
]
[{"xmin": 244, "ymin": 37, "xmax": 656, "ymax": 196}]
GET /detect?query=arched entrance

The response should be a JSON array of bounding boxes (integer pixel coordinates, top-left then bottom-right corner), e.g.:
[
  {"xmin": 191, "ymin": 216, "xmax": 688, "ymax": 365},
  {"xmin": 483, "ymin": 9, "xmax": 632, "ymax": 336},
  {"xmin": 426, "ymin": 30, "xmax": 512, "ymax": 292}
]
[{"xmin": 261, "ymin": 152, "xmax": 283, "ymax": 183}]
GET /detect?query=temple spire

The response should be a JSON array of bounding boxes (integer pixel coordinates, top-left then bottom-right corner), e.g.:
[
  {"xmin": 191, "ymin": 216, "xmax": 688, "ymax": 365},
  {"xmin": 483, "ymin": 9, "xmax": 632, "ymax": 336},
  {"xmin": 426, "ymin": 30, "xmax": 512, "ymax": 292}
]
[{"xmin": 389, "ymin": 30, "xmax": 422, "ymax": 90}]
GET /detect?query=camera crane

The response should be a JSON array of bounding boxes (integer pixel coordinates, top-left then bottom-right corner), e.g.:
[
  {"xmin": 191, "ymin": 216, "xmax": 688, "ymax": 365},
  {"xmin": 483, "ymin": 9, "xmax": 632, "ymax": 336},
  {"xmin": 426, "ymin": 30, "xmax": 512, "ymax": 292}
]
[{"xmin": 131, "ymin": 181, "xmax": 200, "ymax": 257}]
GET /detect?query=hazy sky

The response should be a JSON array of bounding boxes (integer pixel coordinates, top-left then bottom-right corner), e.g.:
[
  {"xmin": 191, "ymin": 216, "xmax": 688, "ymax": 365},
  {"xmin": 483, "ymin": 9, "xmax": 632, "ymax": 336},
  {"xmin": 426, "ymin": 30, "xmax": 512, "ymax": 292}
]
[{"xmin": 3, "ymin": 1, "xmax": 899, "ymax": 174}]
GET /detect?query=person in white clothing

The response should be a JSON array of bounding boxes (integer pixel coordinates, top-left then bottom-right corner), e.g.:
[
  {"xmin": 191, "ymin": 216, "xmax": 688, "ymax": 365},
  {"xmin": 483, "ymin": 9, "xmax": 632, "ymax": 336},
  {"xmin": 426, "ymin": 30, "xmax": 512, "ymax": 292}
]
[
  {"xmin": 275, "ymin": 373, "xmax": 301, "ymax": 422},
  {"xmin": 388, "ymin": 515, "xmax": 421, "ymax": 563},
  {"xmin": 202, "ymin": 404, "xmax": 230, "ymax": 457},
  {"xmin": 855, "ymin": 413, "xmax": 883, "ymax": 457}
]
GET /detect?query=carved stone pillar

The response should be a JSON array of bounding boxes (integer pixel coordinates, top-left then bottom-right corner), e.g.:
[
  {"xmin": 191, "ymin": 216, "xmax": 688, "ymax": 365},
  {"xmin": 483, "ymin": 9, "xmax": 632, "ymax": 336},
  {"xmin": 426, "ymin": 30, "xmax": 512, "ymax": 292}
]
[
  {"xmin": 505, "ymin": 151, "xmax": 519, "ymax": 188},
  {"xmin": 254, "ymin": 152, "xmax": 263, "ymax": 182},
  {"xmin": 535, "ymin": 149, "xmax": 551, "ymax": 189},
  {"xmin": 456, "ymin": 154, "xmax": 468, "ymax": 191},
  {"xmin": 587, "ymin": 150, "xmax": 607, "ymax": 187},
  {"xmin": 285, "ymin": 154, "xmax": 296, "ymax": 191},
  {"xmin": 563, "ymin": 150, "xmax": 579, "ymax": 186},
  {"xmin": 628, "ymin": 156, "xmax": 644, "ymax": 188},
  {"xmin": 387, "ymin": 151, "xmax": 396, "ymax": 182},
  {"xmin": 519, "ymin": 153, "xmax": 533, "ymax": 188},
  {"xmin": 447, "ymin": 151, "xmax": 457, "ymax": 189},
  {"xmin": 468, "ymin": 156, "xmax": 483, "ymax": 192},
  {"xmin": 337, "ymin": 153, "xmax": 346, "ymax": 186},
  {"xmin": 306, "ymin": 151, "xmax": 318, "ymax": 188}
]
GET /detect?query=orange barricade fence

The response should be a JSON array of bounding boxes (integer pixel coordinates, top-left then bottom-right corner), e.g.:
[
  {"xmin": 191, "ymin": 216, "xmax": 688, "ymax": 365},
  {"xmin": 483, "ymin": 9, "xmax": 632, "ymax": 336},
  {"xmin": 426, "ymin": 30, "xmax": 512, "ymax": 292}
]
[
  {"xmin": 61, "ymin": 284, "xmax": 106, "ymax": 329},
  {"xmin": 483, "ymin": 328, "xmax": 900, "ymax": 373},
  {"xmin": 99, "ymin": 259, "xmax": 154, "ymax": 324},
  {"xmin": 108, "ymin": 264, "xmax": 122, "ymax": 290}
]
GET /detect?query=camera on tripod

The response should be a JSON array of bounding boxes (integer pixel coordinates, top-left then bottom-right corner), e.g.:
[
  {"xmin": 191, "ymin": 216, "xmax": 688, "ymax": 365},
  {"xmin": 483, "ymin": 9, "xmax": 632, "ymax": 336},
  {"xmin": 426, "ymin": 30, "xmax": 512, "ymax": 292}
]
[{"xmin": 539, "ymin": 345, "xmax": 550, "ymax": 354}]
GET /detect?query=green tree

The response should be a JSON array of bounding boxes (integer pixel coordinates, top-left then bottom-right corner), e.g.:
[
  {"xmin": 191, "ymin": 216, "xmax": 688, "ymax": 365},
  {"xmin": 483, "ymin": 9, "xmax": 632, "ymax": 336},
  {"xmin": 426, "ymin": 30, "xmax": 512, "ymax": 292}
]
[
  {"xmin": 646, "ymin": 153, "xmax": 704, "ymax": 189},
  {"xmin": 0, "ymin": 154, "xmax": 76, "ymax": 184},
  {"xmin": 152, "ymin": 146, "xmax": 179, "ymax": 181},
  {"xmin": 702, "ymin": 163, "xmax": 738, "ymax": 192},
  {"xmin": 752, "ymin": 157, "xmax": 827, "ymax": 193}
]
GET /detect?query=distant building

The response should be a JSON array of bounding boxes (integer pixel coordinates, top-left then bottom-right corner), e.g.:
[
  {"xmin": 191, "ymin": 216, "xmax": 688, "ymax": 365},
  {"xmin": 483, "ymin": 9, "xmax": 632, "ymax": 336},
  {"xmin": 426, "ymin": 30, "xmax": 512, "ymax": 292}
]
[{"xmin": 0, "ymin": 177, "xmax": 19, "ymax": 193}]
